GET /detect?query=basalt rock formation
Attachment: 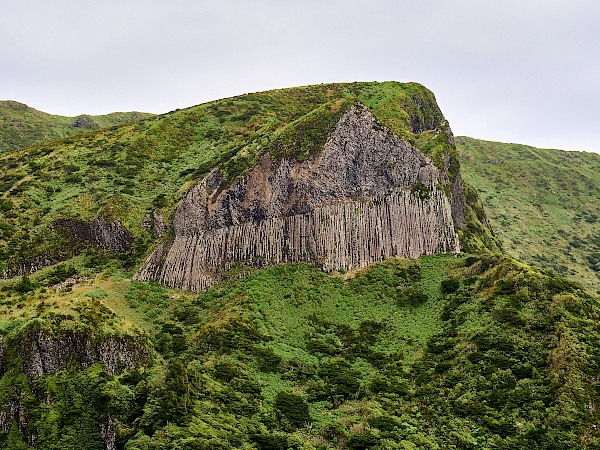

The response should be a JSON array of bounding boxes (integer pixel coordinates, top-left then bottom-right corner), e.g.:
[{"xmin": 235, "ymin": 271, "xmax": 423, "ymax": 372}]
[
  {"xmin": 136, "ymin": 104, "xmax": 464, "ymax": 291},
  {"xmin": 17, "ymin": 329, "xmax": 148, "ymax": 377},
  {"xmin": 0, "ymin": 328, "xmax": 148, "ymax": 380},
  {"xmin": 50, "ymin": 216, "xmax": 133, "ymax": 253},
  {"xmin": 0, "ymin": 329, "xmax": 149, "ymax": 448}
]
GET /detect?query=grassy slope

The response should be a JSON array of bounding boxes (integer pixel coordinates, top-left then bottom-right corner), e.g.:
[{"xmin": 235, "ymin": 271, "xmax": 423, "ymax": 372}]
[
  {"xmin": 3, "ymin": 85, "xmax": 599, "ymax": 448},
  {"xmin": 0, "ymin": 100, "xmax": 153, "ymax": 154},
  {"xmin": 2, "ymin": 255, "xmax": 600, "ymax": 449},
  {"xmin": 457, "ymin": 136, "xmax": 600, "ymax": 294},
  {"xmin": 0, "ymin": 82, "xmax": 458, "ymax": 276}
]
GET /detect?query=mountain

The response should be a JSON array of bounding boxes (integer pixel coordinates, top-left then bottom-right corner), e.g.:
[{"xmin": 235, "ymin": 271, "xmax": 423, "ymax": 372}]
[
  {"xmin": 0, "ymin": 100, "xmax": 153, "ymax": 153},
  {"xmin": 457, "ymin": 136, "xmax": 600, "ymax": 294},
  {"xmin": 0, "ymin": 82, "xmax": 498, "ymax": 281},
  {"xmin": 1, "ymin": 83, "xmax": 599, "ymax": 449}
]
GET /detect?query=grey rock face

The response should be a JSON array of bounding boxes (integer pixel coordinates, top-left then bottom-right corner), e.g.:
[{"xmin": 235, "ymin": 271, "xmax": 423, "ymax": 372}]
[
  {"xmin": 50, "ymin": 216, "xmax": 133, "ymax": 252},
  {"xmin": 153, "ymin": 210, "xmax": 167, "ymax": 238},
  {"xmin": 450, "ymin": 175, "xmax": 466, "ymax": 229},
  {"xmin": 136, "ymin": 104, "xmax": 463, "ymax": 291},
  {"xmin": 19, "ymin": 329, "xmax": 148, "ymax": 377},
  {"xmin": 92, "ymin": 217, "xmax": 133, "ymax": 252},
  {"xmin": 2, "ymin": 254, "xmax": 51, "ymax": 279},
  {"xmin": 100, "ymin": 416, "xmax": 117, "ymax": 450},
  {"xmin": 0, "ymin": 330, "xmax": 148, "ymax": 446}
]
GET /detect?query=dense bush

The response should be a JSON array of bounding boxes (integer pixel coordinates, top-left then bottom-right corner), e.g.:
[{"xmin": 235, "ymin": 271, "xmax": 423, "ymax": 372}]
[{"xmin": 274, "ymin": 391, "xmax": 311, "ymax": 428}]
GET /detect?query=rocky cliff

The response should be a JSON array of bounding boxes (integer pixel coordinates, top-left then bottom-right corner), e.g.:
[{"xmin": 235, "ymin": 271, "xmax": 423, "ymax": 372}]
[
  {"xmin": 136, "ymin": 104, "xmax": 463, "ymax": 291},
  {"xmin": 0, "ymin": 328, "xmax": 149, "ymax": 448},
  {"xmin": 17, "ymin": 329, "xmax": 148, "ymax": 377},
  {"xmin": 50, "ymin": 216, "xmax": 133, "ymax": 253}
]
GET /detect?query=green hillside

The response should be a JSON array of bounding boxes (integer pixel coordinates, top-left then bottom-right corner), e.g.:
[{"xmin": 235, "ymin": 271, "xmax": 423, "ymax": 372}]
[
  {"xmin": 1, "ymin": 253, "xmax": 599, "ymax": 449},
  {"xmin": 457, "ymin": 137, "xmax": 600, "ymax": 294},
  {"xmin": 0, "ymin": 100, "xmax": 153, "ymax": 153},
  {"xmin": 0, "ymin": 82, "xmax": 494, "ymax": 279},
  {"xmin": 1, "ymin": 84, "xmax": 599, "ymax": 449}
]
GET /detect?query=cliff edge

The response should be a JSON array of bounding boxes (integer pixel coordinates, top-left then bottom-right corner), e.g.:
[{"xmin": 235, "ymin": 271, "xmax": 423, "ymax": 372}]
[{"xmin": 136, "ymin": 103, "xmax": 462, "ymax": 290}]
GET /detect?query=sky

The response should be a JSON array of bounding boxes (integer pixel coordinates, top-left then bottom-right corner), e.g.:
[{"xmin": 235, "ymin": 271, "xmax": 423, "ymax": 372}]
[{"xmin": 2, "ymin": 0, "xmax": 599, "ymax": 153}]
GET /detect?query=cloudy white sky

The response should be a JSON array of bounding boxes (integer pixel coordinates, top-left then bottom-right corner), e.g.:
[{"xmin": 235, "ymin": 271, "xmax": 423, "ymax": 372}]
[{"xmin": 2, "ymin": 0, "xmax": 599, "ymax": 152}]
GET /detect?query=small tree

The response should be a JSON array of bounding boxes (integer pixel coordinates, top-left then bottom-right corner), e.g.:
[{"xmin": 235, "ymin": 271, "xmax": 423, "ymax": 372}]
[{"xmin": 274, "ymin": 391, "xmax": 311, "ymax": 429}]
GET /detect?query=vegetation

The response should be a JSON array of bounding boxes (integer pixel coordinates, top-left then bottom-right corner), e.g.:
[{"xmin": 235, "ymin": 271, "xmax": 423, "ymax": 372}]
[
  {"xmin": 458, "ymin": 136, "xmax": 600, "ymax": 293},
  {"xmin": 1, "ymin": 84, "xmax": 599, "ymax": 448},
  {"xmin": 0, "ymin": 100, "xmax": 153, "ymax": 154},
  {"xmin": 0, "ymin": 82, "xmax": 461, "ymax": 278},
  {"xmin": 1, "ymin": 255, "xmax": 599, "ymax": 448}
]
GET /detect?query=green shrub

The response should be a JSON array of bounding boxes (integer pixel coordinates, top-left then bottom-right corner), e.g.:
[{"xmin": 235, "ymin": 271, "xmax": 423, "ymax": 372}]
[
  {"xmin": 250, "ymin": 434, "xmax": 289, "ymax": 450},
  {"xmin": 253, "ymin": 346, "xmax": 282, "ymax": 372},
  {"xmin": 347, "ymin": 433, "xmax": 379, "ymax": 449},
  {"xmin": 0, "ymin": 199, "xmax": 14, "ymax": 212},
  {"xmin": 441, "ymin": 278, "xmax": 460, "ymax": 294},
  {"xmin": 13, "ymin": 275, "xmax": 36, "ymax": 293},
  {"xmin": 410, "ymin": 182, "xmax": 431, "ymax": 200},
  {"xmin": 274, "ymin": 391, "xmax": 311, "ymax": 428}
]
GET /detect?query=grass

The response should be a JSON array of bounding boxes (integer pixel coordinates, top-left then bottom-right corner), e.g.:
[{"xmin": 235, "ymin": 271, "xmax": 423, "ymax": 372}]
[
  {"xmin": 0, "ymin": 100, "xmax": 153, "ymax": 154},
  {"xmin": 3, "ymin": 84, "xmax": 598, "ymax": 448},
  {"xmin": 457, "ymin": 136, "xmax": 600, "ymax": 293},
  {"xmin": 1, "ymin": 252, "xmax": 600, "ymax": 448},
  {"xmin": 0, "ymin": 81, "xmax": 460, "ymax": 279}
]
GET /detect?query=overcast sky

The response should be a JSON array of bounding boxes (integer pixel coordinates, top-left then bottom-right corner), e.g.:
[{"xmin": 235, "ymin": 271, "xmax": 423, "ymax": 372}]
[{"xmin": 2, "ymin": 0, "xmax": 599, "ymax": 152}]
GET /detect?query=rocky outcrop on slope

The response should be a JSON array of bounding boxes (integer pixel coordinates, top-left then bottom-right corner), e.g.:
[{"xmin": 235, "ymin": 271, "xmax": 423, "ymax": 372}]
[
  {"xmin": 0, "ymin": 329, "xmax": 148, "ymax": 448},
  {"xmin": 17, "ymin": 329, "xmax": 148, "ymax": 377},
  {"xmin": 50, "ymin": 216, "xmax": 133, "ymax": 252},
  {"xmin": 136, "ymin": 103, "xmax": 464, "ymax": 291}
]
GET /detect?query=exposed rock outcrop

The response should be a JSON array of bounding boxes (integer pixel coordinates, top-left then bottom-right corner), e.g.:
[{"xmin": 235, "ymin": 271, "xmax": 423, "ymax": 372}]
[
  {"xmin": 2, "ymin": 254, "xmax": 52, "ymax": 279},
  {"xmin": 18, "ymin": 329, "xmax": 148, "ymax": 377},
  {"xmin": 153, "ymin": 210, "xmax": 167, "ymax": 238},
  {"xmin": 50, "ymin": 216, "xmax": 133, "ymax": 252},
  {"xmin": 71, "ymin": 114, "xmax": 100, "ymax": 130},
  {"xmin": 136, "ymin": 104, "xmax": 463, "ymax": 291},
  {"xmin": 0, "ymin": 329, "xmax": 148, "ymax": 447},
  {"xmin": 100, "ymin": 416, "xmax": 117, "ymax": 450}
]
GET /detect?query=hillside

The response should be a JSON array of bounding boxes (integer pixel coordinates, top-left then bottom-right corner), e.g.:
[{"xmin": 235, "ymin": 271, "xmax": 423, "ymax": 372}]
[
  {"xmin": 2, "ymin": 254, "xmax": 599, "ymax": 449},
  {"xmin": 0, "ymin": 100, "xmax": 153, "ymax": 153},
  {"xmin": 1, "ymin": 83, "xmax": 599, "ymax": 449},
  {"xmin": 457, "ymin": 137, "xmax": 600, "ymax": 294},
  {"xmin": 0, "ymin": 82, "xmax": 497, "ymax": 281}
]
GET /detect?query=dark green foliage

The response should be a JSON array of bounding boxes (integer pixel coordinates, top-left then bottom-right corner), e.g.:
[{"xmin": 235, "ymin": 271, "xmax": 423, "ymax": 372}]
[
  {"xmin": 213, "ymin": 361, "xmax": 240, "ymax": 382},
  {"xmin": 318, "ymin": 360, "xmax": 362, "ymax": 402},
  {"xmin": 2, "ymin": 256, "xmax": 600, "ymax": 448},
  {"xmin": 39, "ymin": 263, "xmax": 77, "ymax": 286},
  {"xmin": 410, "ymin": 181, "xmax": 431, "ymax": 200},
  {"xmin": 397, "ymin": 285, "xmax": 428, "ymax": 306},
  {"xmin": 156, "ymin": 323, "xmax": 187, "ymax": 354},
  {"xmin": 441, "ymin": 277, "xmax": 460, "ymax": 294},
  {"xmin": 13, "ymin": 275, "xmax": 36, "ymax": 293},
  {"xmin": 347, "ymin": 433, "xmax": 379, "ymax": 449},
  {"xmin": 274, "ymin": 391, "xmax": 311, "ymax": 428},
  {"xmin": 0, "ymin": 199, "xmax": 14, "ymax": 212},
  {"xmin": 250, "ymin": 434, "xmax": 289, "ymax": 450},
  {"xmin": 152, "ymin": 193, "xmax": 167, "ymax": 208},
  {"xmin": 254, "ymin": 346, "xmax": 282, "ymax": 372},
  {"xmin": 158, "ymin": 359, "xmax": 196, "ymax": 426}
]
